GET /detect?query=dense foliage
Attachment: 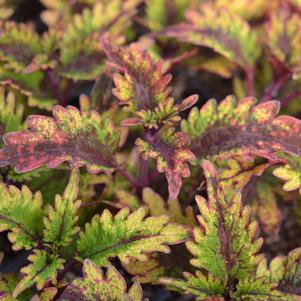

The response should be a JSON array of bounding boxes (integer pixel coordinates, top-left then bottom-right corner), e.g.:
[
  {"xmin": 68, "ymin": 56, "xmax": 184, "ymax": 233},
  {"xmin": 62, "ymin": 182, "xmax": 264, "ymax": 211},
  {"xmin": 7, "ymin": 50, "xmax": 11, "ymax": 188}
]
[{"xmin": 1, "ymin": 0, "xmax": 301, "ymax": 300}]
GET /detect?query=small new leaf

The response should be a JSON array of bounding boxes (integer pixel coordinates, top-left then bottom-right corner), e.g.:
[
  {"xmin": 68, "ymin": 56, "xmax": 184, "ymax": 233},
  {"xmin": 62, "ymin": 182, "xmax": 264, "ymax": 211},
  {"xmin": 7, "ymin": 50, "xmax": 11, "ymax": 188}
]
[
  {"xmin": 0, "ymin": 105, "xmax": 120, "ymax": 173},
  {"xmin": 76, "ymin": 206, "xmax": 187, "ymax": 266},
  {"xmin": 43, "ymin": 169, "xmax": 81, "ymax": 247},
  {"xmin": 136, "ymin": 127, "xmax": 195, "ymax": 199},
  {"xmin": 60, "ymin": 260, "xmax": 144, "ymax": 301},
  {"xmin": 0, "ymin": 88, "xmax": 24, "ymax": 136},
  {"xmin": 273, "ymin": 155, "xmax": 301, "ymax": 192},
  {"xmin": 13, "ymin": 249, "xmax": 64, "ymax": 297}
]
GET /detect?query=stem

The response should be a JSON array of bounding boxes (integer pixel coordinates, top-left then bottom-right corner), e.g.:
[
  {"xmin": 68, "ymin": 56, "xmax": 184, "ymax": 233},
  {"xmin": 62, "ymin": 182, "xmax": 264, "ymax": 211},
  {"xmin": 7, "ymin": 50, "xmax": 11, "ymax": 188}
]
[
  {"xmin": 80, "ymin": 200, "xmax": 121, "ymax": 209},
  {"xmin": 57, "ymin": 258, "xmax": 77, "ymax": 282},
  {"xmin": 280, "ymin": 91, "xmax": 301, "ymax": 108},
  {"xmin": 118, "ymin": 168, "xmax": 139, "ymax": 187},
  {"xmin": 245, "ymin": 68, "xmax": 255, "ymax": 96},
  {"xmin": 138, "ymin": 159, "xmax": 149, "ymax": 187},
  {"xmin": 261, "ymin": 72, "xmax": 291, "ymax": 102}
]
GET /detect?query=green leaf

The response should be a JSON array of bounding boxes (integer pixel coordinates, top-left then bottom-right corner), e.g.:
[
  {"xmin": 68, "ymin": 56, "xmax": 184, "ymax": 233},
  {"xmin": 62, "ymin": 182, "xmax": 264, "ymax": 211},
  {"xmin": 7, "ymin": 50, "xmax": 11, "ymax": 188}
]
[
  {"xmin": 160, "ymin": 160, "xmax": 282, "ymax": 300},
  {"xmin": 76, "ymin": 206, "xmax": 187, "ymax": 266},
  {"xmin": 0, "ymin": 105, "xmax": 121, "ymax": 174},
  {"xmin": 163, "ymin": 5, "xmax": 260, "ymax": 69},
  {"xmin": 0, "ymin": 88, "xmax": 24, "ymax": 136},
  {"xmin": 188, "ymin": 161, "xmax": 263, "ymax": 281},
  {"xmin": 13, "ymin": 250, "xmax": 64, "ymax": 297},
  {"xmin": 60, "ymin": 260, "xmax": 144, "ymax": 301},
  {"xmin": 43, "ymin": 169, "xmax": 81, "ymax": 247},
  {"xmin": 0, "ymin": 183, "xmax": 43, "ymax": 250},
  {"xmin": 146, "ymin": 0, "xmax": 189, "ymax": 31},
  {"xmin": 273, "ymin": 154, "xmax": 301, "ymax": 192}
]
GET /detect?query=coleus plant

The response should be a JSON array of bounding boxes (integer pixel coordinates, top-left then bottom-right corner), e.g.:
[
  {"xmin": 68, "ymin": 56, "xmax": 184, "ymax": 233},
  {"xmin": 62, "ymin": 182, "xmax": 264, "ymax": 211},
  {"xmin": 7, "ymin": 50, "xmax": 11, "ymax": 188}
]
[{"xmin": 1, "ymin": 1, "xmax": 301, "ymax": 300}]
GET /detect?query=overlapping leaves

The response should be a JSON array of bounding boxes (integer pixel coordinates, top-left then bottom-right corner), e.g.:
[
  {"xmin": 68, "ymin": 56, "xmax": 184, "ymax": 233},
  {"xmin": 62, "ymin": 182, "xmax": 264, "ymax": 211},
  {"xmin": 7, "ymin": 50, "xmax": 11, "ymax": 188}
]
[{"xmin": 0, "ymin": 87, "xmax": 24, "ymax": 136}]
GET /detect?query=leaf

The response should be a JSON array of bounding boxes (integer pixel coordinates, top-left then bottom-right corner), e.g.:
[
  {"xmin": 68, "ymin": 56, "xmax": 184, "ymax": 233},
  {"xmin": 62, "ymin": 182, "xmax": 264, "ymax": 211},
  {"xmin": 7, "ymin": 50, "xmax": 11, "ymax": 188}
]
[
  {"xmin": 265, "ymin": 10, "xmax": 301, "ymax": 79},
  {"xmin": 146, "ymin": 0, "xmax": 190, "ymax": 31},
  {"xmin": 31, "ymin": 287, "xmax": 58, "ymax": 301},
  {"xmin": 215, "ymin": 0, "xmax": 267, "ymax": 20},
  {"xmin": 218, "ymin": 158, "xmax": 269, "ymax": 198},
  {"xmin": 102, "ymin": 40, "xmax": 198, "ymax": 128},
  {"xmin": 251, "ymin": 181, "xmax": 282, "ymax": 238},
  {"xmin": 76, "ymin": 206, "xmax": 187, "ymax": 266},
  {"xmin": 0, "ymin": 105, "xmax": 121, "ymax": 174},
  {"xmin": 59, "ymin": 260, "xmax": 144, "ymax": 301},
  {"xmin": 0, "ymin": 88, "xmax": 24, "ymax": 137},
  {"xmin": 0, "ymin": 183, "xmax": 43, "ymax": 250},
  {"xmin": 142, "ymin": 187, "xmax": 196, "ymax": 226},
  {"xmin": 0, "ymin": 67, "xmax": 57, "ymax": 110},
  {"xmin": 258, "ymin": 247, "xmax": 301, "ymax": 296},
  {"xmin": 13, "ymin": 250, "xmax": 64, "ymax": 297},
  {"xmin": 123, "ymin": 244, "xmax": 194, "ymax": 284},
  {"xmin": 189, "ymin": 161, "xmax": 263, "ymax": 281},
  {"xmin": 0, "ymin": 22, "xmax": 41, "ymax": 72},
  {"xmin": 0, "ymin": 22, "xmax": 56, "ymax": 73},
  {"xmin": 162, "ymin": 5, "xmax": 260, "ymax": 69},
  {"xmin": 116, "ymin": 189, "xmax": 140, "ymax": 209},
  {"xmin": 160, "ymin": 160, "xmax": 281, "ymax": 300},
  {"xmin": 273, "ymin": 154, "xmax": 301, "ymax": 192},
  {"xmin": 160, "ymin": 271, "xmax": 225, "ymax": 300},
  {"xmin": 182, "ymin": 95, "xmax": 301, "ymax": 168},
  {"xmin": 136, "ymin": 127, "xmax": 195, "ymax": 199},
  {"xmin": 59, "ymin": 1, "xmax": 140, "ymax": 80},
  {"xmin": 43, "ymin": 169, "xmax": 81, "ymax": 247}
]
